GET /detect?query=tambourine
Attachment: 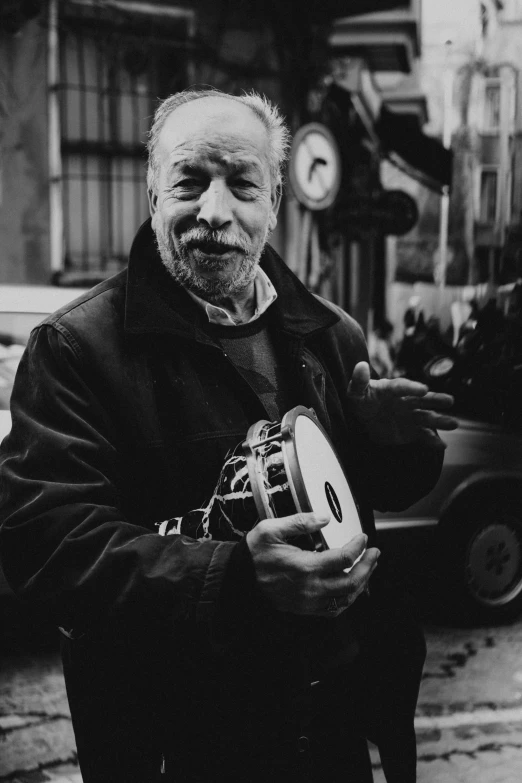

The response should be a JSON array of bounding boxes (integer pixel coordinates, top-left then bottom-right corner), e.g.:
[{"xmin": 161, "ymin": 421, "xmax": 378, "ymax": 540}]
[
  {"xmin": 242, "ymin": 406, "xmax": 363, "ymax": 551},
  {"xmin": 158, "ymin": 406, "xmax": 363, "ymax": 552}
]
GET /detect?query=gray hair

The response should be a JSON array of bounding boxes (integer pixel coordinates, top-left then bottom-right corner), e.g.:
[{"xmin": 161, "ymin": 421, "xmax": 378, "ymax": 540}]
[{"xmin": 146, "ymin": 88, "xmax": 291, "ymax": 193}]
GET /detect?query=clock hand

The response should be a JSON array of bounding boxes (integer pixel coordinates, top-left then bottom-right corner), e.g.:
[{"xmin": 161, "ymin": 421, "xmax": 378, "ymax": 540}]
[{"xmin": 308, "ymin": 157, "xmax": 327, "ymax": 181}]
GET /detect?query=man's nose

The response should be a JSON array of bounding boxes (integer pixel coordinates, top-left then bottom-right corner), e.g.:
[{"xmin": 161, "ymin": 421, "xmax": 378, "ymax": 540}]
[{"xmin": 197, "ymin": 182, "xmax": 233, "ymax": 229}]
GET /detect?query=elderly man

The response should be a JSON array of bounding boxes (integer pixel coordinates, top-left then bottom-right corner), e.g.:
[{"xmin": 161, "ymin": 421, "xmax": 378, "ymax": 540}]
[{"xmin": 0, "ymin": 90, "xmax": 456, "ymax": 783}]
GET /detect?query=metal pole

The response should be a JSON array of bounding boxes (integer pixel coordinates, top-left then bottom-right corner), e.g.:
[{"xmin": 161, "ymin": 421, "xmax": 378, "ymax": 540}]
[
  {"xmin": 48, "ymin": 0, "xmax": 63, "ymax": 275},
  {"xmin": 437, "ymin": 42, "xmax": 453, "ymax": 303},
  {"xmin": 349, "ymin": 240, "xmax": 360, "ymax": 319},
  {"xmin": 497, "ymin": 65, "xmax": 514, "ymax": 253},
  {"xmin": 438, "ymin": 185, "xmax": 450, "ymax": 286}
]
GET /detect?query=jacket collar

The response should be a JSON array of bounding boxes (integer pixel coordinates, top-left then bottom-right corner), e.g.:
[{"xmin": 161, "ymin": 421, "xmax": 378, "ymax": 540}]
[{"xmin": 124, "ymin": 218, "xmax": 339, "ymax": 341}]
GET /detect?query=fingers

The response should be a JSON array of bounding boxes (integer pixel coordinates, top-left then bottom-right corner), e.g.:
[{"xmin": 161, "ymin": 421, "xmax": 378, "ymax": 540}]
[
  {"xmin": 410, "ymin": 409, "xmax": 459, "ymax": 430},
  {"xmin": 321, "ymin": 545, "xmax": 380, "ymax": 586},
  {"xmin": 247, "ymin": 515, "xmax": 380, "ymax": 617},
  {"xmin": 319, "ymin": 548, "xmax": 380, "ymax": 616},
  {"xmin": 257, "ymin": 511, "xmax": 330, "ymax": 543},
  {"xmin": 314, "ymin": 533, "xmax": 368, "ymax": 575},
  {"xmin": 373, "ymin": 378, "xmax": 429, "ymax": 397},
  {"xmin": 347, "ymin": 361, "xmax": 371, "ymax": 398},
  {"xmin": 405, "ymin": 391, "xmax": 455, "ymax": 410}
]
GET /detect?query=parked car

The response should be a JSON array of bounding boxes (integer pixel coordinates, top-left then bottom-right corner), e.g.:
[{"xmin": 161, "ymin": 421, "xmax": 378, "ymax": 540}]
[
  {"xmin": 0, "ymin": 286, "xmax": 87, "ymax": 595},
  {"xmin": 0, "ymin": 286, "xmax": 88, "ymax": 442},
  {"xmin": 375, "ymin": 418, "xmax": 522, "ymax": 623},
  {"xmin": 389, "ymin": 296, "xmax": 522, "ymax": 622}
]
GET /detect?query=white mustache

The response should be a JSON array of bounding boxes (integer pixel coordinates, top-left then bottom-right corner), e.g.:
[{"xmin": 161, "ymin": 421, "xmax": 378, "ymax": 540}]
[{"xmin": 179, "ymin": 227, "xmax": 249, "ymax": 253}]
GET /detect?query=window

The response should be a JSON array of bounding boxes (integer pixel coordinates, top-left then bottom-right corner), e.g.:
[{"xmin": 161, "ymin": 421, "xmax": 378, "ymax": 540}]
[
  {"xmin": 58, "ymin": 3, "xmax": 193, "ymax": 280},
  {"xmin": 479, "ymin": 168, "xmax": 498, "ymax": 223},
  {"xmin": 484, "ymin": 81, "xmax": 501, "ymax": 130},
  {"xmin": 480, "ymin": 2, "xmax": 489, "ymax": 37}
]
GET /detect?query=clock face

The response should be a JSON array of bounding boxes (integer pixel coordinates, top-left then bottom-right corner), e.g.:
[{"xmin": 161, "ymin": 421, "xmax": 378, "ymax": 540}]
[{"xmin": 289, "ymin": 123, "xmax": 341, "ymax": 211}]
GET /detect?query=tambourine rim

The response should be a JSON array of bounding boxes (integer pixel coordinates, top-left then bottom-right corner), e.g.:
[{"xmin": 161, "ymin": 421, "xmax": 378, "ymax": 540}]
[
  {"xmin": 242, "ymin": 418, "xmax": 273, "ymax": 519},
  {"xmin": 280, "ymin": 406, "xmax": 320, "ymax": 516}
]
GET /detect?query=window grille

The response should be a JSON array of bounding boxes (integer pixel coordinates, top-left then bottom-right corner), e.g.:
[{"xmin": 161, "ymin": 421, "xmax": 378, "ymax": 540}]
[
  {"xmin": 479, "ymin": 168, "xmax": 499, "ymax": 224},
  {"xmin": 58, "ymin": 2, "xmax": 192, "ymax": 281}
]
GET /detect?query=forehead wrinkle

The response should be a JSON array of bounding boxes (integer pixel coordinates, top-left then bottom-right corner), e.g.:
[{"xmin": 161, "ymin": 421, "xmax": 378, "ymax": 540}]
[
  {"xmin": 159, "ymin": 114, "xmax": 270, "ymax": 167},
  {"xmin": 166, "ymin": 148, "xmax": 266, "ymax": 178}
]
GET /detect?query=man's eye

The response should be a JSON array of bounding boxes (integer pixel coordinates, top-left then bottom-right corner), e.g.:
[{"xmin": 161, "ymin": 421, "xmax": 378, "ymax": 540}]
[
  {"xmin": 169, "ymin": 180, "xmax": 203, "ymax": 198},
  {"xmin": 175, "ymin": 179, "xmax": 200, "ymax": 188}
]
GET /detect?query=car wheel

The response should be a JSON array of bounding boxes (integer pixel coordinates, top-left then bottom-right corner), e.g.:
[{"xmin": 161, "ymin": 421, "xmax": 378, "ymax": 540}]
[{"xmin": 443, "ymin": 496, "xmax": 522, "ymax": 623}]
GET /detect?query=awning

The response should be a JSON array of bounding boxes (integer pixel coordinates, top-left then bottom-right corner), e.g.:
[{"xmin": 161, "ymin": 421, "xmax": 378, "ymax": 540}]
[
  {"xmin": 329, "ymin": 5, "xmax": 420, "ymax": 73},
  {"xmin": 375, "ymin": 105, "xmax": 453, "ymax": 194},
  {"xmin": 304, "ymin": 0, "xmax": 411, "ymax": 22}
]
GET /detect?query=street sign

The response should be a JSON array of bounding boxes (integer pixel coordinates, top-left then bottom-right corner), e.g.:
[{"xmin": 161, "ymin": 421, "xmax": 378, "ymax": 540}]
[{"xmin": 335, "ymin": 189, "xmax": 418, "ymax": 236}]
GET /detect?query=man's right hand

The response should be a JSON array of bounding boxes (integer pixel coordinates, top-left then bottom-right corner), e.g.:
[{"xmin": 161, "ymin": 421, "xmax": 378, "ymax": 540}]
[{"xmin": 245, "ymin": 512, "xmax": 380, "ymax": 617}]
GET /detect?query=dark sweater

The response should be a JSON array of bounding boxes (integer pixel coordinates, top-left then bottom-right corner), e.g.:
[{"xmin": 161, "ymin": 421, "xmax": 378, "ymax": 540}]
[{"xmin": 210, "ymin": 315, "xmax": 289, "ymax": 422}]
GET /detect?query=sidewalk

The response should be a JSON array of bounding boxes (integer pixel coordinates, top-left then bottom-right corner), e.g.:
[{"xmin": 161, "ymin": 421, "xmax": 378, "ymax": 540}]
[{"xmin": 6, "ymin": 768, "xmax": 81, "ymax": 783}]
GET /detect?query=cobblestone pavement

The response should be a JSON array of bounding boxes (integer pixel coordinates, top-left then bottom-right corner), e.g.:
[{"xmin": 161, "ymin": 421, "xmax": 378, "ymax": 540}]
[
  {"xmin": 374, "ymin": 622, "xmax": 522, "ymax": 783},
  {"xmin": 1, "ymin": 621, "xmax": 522, "ymax": 782},
  {"xmin": 2, "ymin": 768, "xmax": 82, "ymax": 783}
]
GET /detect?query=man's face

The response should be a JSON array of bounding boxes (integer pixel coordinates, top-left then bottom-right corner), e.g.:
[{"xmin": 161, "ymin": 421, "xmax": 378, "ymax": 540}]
[{"xmin": 149, "ymin": 97, "xmax": 281, "ymax": 300}]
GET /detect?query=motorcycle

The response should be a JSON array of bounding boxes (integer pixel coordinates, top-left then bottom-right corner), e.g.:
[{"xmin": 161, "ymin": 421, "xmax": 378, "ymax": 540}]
[{"xmin": 422, "ymin": 301, "xmax": 522, "ymax": 426}]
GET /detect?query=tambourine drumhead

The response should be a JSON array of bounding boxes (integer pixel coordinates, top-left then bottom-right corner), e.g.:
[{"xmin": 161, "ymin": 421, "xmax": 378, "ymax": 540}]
[
  {"xmin": 285, "ymin": 410, "xmax": 363, "ymax": 550},
  {"xmin": 290, "ymin": 413, "xmax": 362, "ymax": 549}
]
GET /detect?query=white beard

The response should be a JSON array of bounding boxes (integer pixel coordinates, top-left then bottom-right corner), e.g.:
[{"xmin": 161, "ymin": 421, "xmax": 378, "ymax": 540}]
[{"xmin": 154, "ymin": 224, "xmax": 270, "ymax": 301}]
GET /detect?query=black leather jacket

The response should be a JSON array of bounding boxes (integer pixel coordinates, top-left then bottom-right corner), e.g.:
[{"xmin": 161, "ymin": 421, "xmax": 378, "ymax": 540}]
[{"xmin": 0, "ymin": 219, "xmax": 443, "ymax": 782}]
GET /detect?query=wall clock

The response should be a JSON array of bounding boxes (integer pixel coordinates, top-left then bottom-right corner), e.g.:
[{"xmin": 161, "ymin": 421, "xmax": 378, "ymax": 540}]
[{"xmin": 289, "ymin": 123, "xmax": 342, "ymax": 211}]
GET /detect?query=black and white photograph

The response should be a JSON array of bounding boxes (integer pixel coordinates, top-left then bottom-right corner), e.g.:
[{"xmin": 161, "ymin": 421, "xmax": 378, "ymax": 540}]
[{"xmin": 1, "ymin": 1, "xmax": 521, "ymax": 781}]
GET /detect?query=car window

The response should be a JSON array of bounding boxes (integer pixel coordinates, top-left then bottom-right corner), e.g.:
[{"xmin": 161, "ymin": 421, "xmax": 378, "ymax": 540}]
[
  {"xmin": 0, "ymin": 288, "xmax": 87, "ymax": 416},
  {"xmin": 0, "ymin": 343, "xmax": 25, "ymax": 411}
]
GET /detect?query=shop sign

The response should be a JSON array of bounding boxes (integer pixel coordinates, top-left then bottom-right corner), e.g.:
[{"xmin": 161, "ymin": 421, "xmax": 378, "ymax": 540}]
[{"xmin": 336, "ymin": 189, "xmax": 418, "ymax": 235}]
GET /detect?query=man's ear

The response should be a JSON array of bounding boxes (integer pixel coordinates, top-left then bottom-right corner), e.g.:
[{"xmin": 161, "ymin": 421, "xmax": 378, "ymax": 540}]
[
  {"xmin": 269, "ymin": 183, "xmax": 283, "ymax": 232},
  {"xmin": 148, "ymin": 188, "xmax": 158, "ymax": 219}
]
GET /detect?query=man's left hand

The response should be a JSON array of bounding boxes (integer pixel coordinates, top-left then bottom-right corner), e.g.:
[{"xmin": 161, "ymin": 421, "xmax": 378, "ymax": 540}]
[{"xmin": 347, "ymin": 361, "xmax": 458, "ymax": 446}]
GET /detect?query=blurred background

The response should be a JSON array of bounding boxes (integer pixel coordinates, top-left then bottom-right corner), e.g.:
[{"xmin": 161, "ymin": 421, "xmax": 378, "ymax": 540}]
[{"xmin": 1, "ymin": 1, "xmax": 522, "ymax": 781}]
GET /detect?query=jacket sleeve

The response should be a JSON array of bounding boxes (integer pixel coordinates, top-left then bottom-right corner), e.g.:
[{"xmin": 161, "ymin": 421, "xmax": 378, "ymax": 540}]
[
  {"xmin": 354, "ymin": 380, "xmax": 445, "ymax": 514},
  {"xmin": 0, "ymin": 323, "xmax": 249, "ymax": 641},
  {"xmin": 349, "ymin": 334, "xmax": 445, "ymax": 512},
  {"xmin": 357, "ymin": 436, "xmax": 445, "ymax": 513}
]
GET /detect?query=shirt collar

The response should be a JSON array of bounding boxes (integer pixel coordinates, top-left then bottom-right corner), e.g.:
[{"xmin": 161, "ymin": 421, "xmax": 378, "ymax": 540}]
[{"xmin": 185, "ymin": 266, "xmax": 278, "ymax": 326}]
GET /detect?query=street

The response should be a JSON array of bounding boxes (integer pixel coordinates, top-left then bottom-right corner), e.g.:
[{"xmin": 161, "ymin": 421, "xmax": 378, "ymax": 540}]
[
  {"xmin": 375, "ymin": 621, "xmax": 522, "ymax": 782},
  {"xmin": 1, "ymin": 611, "xmax": 522, "ymax": 783}
]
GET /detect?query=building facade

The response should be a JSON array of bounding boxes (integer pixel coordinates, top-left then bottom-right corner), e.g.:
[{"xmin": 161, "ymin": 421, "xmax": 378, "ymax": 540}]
[
  {"xmin": 388, "ymin": 0, "xmax": 522, "ymax": 292},
  {"xmin": 475, "ymin": 0, "xmax": 522, "ymax": 287},
  {"xmin": 0, "ymin": 0, "xmax": 449, "ymax": 334}
]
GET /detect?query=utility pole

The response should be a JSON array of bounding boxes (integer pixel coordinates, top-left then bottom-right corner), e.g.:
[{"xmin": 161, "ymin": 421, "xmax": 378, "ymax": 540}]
[{"xmin": 437, "ymin": 40, "xmax": 453, "ymax": 306}]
